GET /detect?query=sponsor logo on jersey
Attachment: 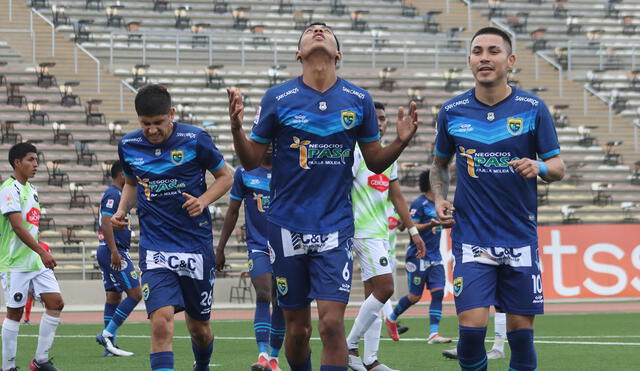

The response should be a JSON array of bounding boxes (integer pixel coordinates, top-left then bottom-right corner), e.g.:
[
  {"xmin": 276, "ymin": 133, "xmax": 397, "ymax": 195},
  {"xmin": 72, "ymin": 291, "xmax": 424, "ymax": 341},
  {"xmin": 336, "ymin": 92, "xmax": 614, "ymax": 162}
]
[
  {"xmin": 282, "ymin": 229, "xmax": 339, "ymax": 257},
  {"xmin": 248, "ymin": 258, "xmax": 254, "ymax": 271},
  {"xmin": 507, "ymin": 117, "xmax": 524, "ymax": 135},
  {"xmin": 458, "ymin": 146, "xmax": 518, "ymax": 178},
  {"xmin": 106, "ymin": 199, "xmax": 114, "ymax": 208},
  {"xmin": 388, "ymin": 215, "xmax": 399, "ymax": 231},
  {"xmin": 453, "ymin": 277, "xmax": 463, "ymax": 296},
  {"xmin": 26, "ymin": 207, "xmax": 40, "ymax": 227},
  {"xmin": 514, "ymin": 96, "xmax": 539, "ymax": 106},
  {"xmin": 276, "ymin": 276, "xmax": 288, "ymax": 295},
  {"xmin": 368, "ymin": 174, "xmax": 390, "ymax": 192},
  {"xmin": 405, "ymin": 261, "xmax": 417, "ymax": 273},
  {"xmin": 290, "ymin": 137, "xmax": 351, "ymax": 169},
  {"xmin": 142, "ymin": 283, "xmax": 150, "ymax": 300},
  {"xmin": 170, "ymin": 150, "xmax": 184, "ymax": 165},
  {"xmin": 252, "ymin": 192, "xmax": 270, "ymax": 212},
  {"xmin": 275, "ymin": 87, "xmax": 299, "ymax": 101},
  {"xmin": 341, "ymin": 110, "xmax": 357, "ymax": 129},
  {"xmin": 119, "ymin": 259, "xmax": 128, "ymax": 270},
  {"xmin": 444, "ymin": 98, "xmax": 470, "ymax": 111},
  {"xmin": 413, "ymin": 276, "xmax": 421, "ymax": 286},
  {"xmin": 253, "ymin": 106, "xmax": 262, "ymax": 125},
  {"xmin": 137, "ymin": 177, "xmax": 187, "ymax": 200},
  {"xmin": 455, "ymin": 123, "xmax": 474, "ymax": 134},
  {"xmin": 342, "ymin": 86, "xmax": 365, "ymax": 99}
]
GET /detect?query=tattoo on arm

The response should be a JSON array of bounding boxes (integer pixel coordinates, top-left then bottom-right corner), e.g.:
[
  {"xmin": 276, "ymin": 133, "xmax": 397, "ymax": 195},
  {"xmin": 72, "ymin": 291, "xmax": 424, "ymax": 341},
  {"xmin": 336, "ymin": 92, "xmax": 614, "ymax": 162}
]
[{"xmin": 431, "ymin": 159, "xmax": 450, "ymax": 200}]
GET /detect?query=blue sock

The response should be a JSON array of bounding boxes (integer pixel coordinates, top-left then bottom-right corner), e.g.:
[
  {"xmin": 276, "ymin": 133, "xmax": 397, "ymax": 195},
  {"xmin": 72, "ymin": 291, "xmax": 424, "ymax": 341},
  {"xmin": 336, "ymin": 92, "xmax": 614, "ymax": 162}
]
[
  {"xmin": 103, "ymin": 302, "xmax": 117, "ymax": 344},
  {"xmin": 150, "ymin": 351, "xmax": 174, "ymax": 371},
  {"xmin": 507, "ymin": 328, "xmax": 537, "ymax": 371},
  {"xmin": 390, "ymin": 295, "xmax": 413, "ymax": 322},
  {"xmin": 106, "ymin": 296, "xmax": 138, "ymax": 335},
  {"xmin": 320, "ymin": 367, "xmax": 347, "ymax": 371},
  {"xmin": 457, "ymin": 326, "xmax": 487, "ymax": 371},
  {"xmin": 270, "ymin": 304, "xmax": 285, "ymax": 358},
  {"xmin": 192, "ymin": 341, "xmax": 213, "ymax": 371},
  {"xmin": 254, "ymin": 301, "xmax": 271, "ymax": 354},
  {"xmin": 429, "ymin": 289, "xmax": 444, "ymax": 334},
  {"xmin": 288, "ymin": 355, "xmax": 312, "ymax": 371}
]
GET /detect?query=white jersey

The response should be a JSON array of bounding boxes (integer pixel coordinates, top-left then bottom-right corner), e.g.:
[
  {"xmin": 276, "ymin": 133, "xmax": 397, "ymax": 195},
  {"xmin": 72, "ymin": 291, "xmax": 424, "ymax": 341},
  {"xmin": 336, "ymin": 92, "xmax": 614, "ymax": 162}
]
[
  {"xmin": 0, "ymin": 177, "xmax": 44, "ymax": 272},
  {"xmin": 351, "ymin": 146, "xmax": 398, "ymax": 239}
]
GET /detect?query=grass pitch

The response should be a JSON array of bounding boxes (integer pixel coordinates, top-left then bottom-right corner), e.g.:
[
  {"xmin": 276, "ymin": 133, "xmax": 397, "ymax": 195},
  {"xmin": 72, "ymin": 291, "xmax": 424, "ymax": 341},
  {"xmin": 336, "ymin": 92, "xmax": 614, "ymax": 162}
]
[{"xmin": 7, "ymin": 312, "xmax": 640, "ymax": 370}]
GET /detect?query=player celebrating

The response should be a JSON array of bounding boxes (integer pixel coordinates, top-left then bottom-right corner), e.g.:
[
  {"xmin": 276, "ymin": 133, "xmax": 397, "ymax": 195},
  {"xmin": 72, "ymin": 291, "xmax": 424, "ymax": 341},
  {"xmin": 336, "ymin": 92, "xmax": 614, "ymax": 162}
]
[
  {"xmin": 228, "ymin": 22, "xmax": 418, "ymax": 371},
  {"xmin": 95, "ymin": 160, "xmax": 142, "ymax": 357},
  {"xmin": 215, "ymin": 146, "xmax": 285, "ymax": 371},
  {"xmin": 385, "ymin": 170, "xmax": 453, "ymax": 344},
  {"xmin": 112, "ymin": 84, "xmax": 233, "ymax": 371},
  {"xmin": 346, "ymin": 101, "xmax": 425, "ymax": 371},
  {"xmin": 0, "ymin": 142, "xmax": 64, "ymax": 371},
  {"xmin": 431, "ymin": 27, "xmax": 565, "ymax": 371}
]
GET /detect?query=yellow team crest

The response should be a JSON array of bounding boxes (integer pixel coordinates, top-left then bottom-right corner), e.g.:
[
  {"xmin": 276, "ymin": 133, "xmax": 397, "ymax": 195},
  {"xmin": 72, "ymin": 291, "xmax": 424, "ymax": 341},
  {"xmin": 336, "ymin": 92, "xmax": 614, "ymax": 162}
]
[
  {"xmin": 276, "ymin": 277, "xmax": 288, "ymax": 296},
  {"xmin": 248, "ymin": 259, "xmax": 254, "ymax": 271},
  {"xmin": 413, "ymin": 276, "xmax": 422, "ymax": 286},
  {"xmin": 453, "ymin": 277, "xmax": 463, "ymax": 297},
  {"xmin": 507, "ymin": 117, "xmax": 524, "ymax": 136},
  {"xmin": 130, "ymin": 270, "xmax": 138, "ymax": 280},
  {"xmin": 171, "ymin": 149, "xmax": 184, "ymax": 165},
  {"xmin": 341, "ymin": 110, "xmax": 357, "ymax": 129},
  {"xmin": 142, "ymin": 283, "xmax": 150, "ymax": 300}
]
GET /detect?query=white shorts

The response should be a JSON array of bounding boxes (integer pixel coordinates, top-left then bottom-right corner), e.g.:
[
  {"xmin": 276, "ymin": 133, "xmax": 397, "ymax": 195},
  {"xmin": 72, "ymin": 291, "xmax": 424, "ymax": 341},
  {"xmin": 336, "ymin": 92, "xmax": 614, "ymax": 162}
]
[
  {"xmin": 1, "ymin": 269, "xmax": 60, "ymax": 308},
  {"xmin": 353, "ymin": 238, "xmax": 393, "ymax": 281}
]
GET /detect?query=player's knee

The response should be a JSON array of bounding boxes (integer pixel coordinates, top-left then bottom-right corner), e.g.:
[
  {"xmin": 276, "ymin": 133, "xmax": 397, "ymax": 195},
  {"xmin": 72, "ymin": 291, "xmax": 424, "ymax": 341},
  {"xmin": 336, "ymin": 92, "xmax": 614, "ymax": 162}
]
[
  {"xmin": 408, "ymin": 293, "xmax": 421, "ymax": 303},
  {"xmin": 255, "ymin": 289, "xmax": 271, "ymax": 303},
  {"xmin": 287, "ymin": 322, "xmax": 311, "ymax": 343},
  {"xmin": 318, "ymin": 315, "xmax": 344, "ymax": 342},
  {"xmin": 374, "ymin": 283, "xmax": 394, "ymax": 302},
  {"xmin": 152, "ymin": 322, "xmax": 173, "ymax": 341},
  {"xmin": 127, "ymin": 288, "xmax": 143, "ymax": 302},
  {"xmin": 45, "ymin": 297, "xmax": 64, "ymax": 312}
]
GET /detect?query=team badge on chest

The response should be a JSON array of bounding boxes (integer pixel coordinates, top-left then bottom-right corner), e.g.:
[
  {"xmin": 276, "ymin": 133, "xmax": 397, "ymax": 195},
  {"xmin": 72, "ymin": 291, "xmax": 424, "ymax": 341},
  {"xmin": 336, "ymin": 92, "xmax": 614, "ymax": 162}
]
[
  {"xmin": 507, "ymin": 117, "xmax": 524, "ymax": 135},
  {"xmin": 487, "ymin": 112, "xmax": 495, "ymax": 121},
  {"xmin": 341, "ymin": 110, "xmax": 357, "ymax": 129},
  {"xmin": 170, "ymin": 150, "xmax": 184, "ymax": 165},
  {"xmin": 319, "ymin": 101, "xmax": 327, "ymax": 111}
]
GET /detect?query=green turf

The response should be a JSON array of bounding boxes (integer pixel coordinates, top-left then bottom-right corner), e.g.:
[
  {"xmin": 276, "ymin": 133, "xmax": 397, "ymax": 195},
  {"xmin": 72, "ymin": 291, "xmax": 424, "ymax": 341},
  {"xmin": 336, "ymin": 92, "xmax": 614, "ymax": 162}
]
[{"xmin": 7, "ymin": 312, "xmax": 640, "ymax": 370}]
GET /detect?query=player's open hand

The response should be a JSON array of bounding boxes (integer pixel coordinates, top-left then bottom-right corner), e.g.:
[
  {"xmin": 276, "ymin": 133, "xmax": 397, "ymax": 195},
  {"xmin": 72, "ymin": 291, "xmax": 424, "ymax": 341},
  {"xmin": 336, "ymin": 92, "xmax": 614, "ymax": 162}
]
[
  {"xmin": 227, "ymin": 87, "xmax": 245, "ymax": 130},
  {"xmin": 111, "ymin": 210, "xmax": 128, "ymax": 231},
  {"xmin": 435, "ymin": 199, "xmax": 455, "ymax": 224},
  {"xmin": 215, "ymin": 248, "xmax": 226, "ymax": 272},
  {"xmin": 182, "ymin": 192, "xmax": 205, "ymax": 217},
  {"xmin": 508, "ymin": 158, "xmax": 540, "ymax": 179},
  {"xmin": 40, "ymin": 251, "xmax": 57, "ymax": 269},
  {"xmin": 395, "ymin": 101, "xmax": 418, "ymax": 145},
  {"xmin": 110, "ymin": 251, "xmax": 123, "ymax": 271},
  {"xmin": 412, "ymin": 234, "xmax": 427, "ymax": 259}
]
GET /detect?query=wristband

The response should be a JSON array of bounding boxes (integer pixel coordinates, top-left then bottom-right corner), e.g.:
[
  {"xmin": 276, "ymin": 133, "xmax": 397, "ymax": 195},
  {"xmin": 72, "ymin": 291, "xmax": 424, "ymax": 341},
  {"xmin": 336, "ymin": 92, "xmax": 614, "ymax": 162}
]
[
  {"xmin": 409, "ymin": 226, "xmax": 419, "ymax": 237},
  {"xmin": 537, "ymin": 161, "xmax": 548, "ymax": 177}
]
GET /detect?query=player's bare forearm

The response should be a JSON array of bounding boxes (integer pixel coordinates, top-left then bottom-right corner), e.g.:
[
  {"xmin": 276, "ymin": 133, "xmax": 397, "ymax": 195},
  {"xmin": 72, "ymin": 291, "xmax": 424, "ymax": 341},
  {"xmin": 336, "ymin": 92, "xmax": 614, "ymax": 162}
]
[
  {"xmin": 541, "ymin": 155, "xmax": 565, "ymax": 182},
  {"xmin": 117, "ymin": 179, "xmax": 138, "ymax": 215},
  {"xmin": 389, "ymin": 180, "xmax": 414, "ymax": 228},
  {"xmin": 231, "ymin": 128, "xmax": 268, "ymax": 170},
  {"xmin": 216, "ymin": 199, "xmax": 241, "ymax": 252},
  {"xmin": 430, "ymin": 155, "xmax": 451, "ymax": 201},
  {"xmin": 414, "ymin": 221, "xmax": 434, "ymax": 232},
  {"xmin": 201, "ymin": 165, "xmax": 234, "ymax": 207},
  {"xmin": 359, "ymin": 139, "xmax": 407, "ymax": 174},
  {"xmin": 101, "ymin": 214, "xmax": 120, "ymax": 256}
]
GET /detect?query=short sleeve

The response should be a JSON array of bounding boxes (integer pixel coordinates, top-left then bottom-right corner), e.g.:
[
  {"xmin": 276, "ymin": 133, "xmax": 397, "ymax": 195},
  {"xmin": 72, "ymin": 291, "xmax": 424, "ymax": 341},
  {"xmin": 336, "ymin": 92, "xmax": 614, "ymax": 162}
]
[
  {"xmin": 100, "ymin": 190, "xmax": 120, "ymax": 216},
  {"xmin": 352, "ymin": 146, "xmax": 363, "ymax": 177},
  {"xmin": 424, "ymin": 203, "xmax": 438, "ymax": 220},
  {"xmin": 197, "ymin": 130, "xmax": 225, "ymax": 173},
  {"xmin": 229, "ymin": 168, "xmax": 245, "ymax": 201},
  {"xmin": 357, "ymin": 93, "xmax": 381, "ymax": 143},
  {"xmin": 118, "ymin": 141, "xmax": 134, "ymax": 179},
  {"xmin": 389, "ymin": 161, "xmax": 399, "ymax": 182},
  {"xmin": 434, "ymin": 110, "xmax": 455, "ymax": 159},
  {"xmin": 250, "ymin": 91, "xmax": 278, "ymax": 144},
  {"xmin": 0, "ymin": 185, "xmax": 21, "ymax": 215},
  {"xmin": 535, "ymin": 102, "xmax": 561, "ymax": 160}
]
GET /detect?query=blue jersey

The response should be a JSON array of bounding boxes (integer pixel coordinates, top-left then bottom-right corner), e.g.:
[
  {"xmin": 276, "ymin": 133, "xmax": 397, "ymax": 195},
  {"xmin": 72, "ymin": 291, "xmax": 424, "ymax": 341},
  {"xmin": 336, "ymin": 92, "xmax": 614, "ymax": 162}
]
[
  {"xmin": 250, "ymin": 76, "xmax": 380, "ymax": 234},
  {"xmin": 229, "ymin": 166, "xmax": 270, "ymax": 251},
  {"xmin": 434, "ymin": 87, "xmax": 560, "ymax": 246},
  {"xmin": 98, "ymin": 185, "xmax": 131, "ymax": 250},
  {"xmin": 118, "ymin": 122, "xmax": 225, "ymax": 253},
  {"xmin": 407, "ymin": 194, "xmax": 442, "ymax": 262}
]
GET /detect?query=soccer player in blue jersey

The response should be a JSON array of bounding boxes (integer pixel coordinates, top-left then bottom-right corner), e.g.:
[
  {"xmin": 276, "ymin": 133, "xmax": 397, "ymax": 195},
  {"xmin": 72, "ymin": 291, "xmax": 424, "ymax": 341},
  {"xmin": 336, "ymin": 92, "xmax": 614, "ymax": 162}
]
[
  {"xmin": 112, "ymin": 84, "xmax": 233, "ymax": 371},
  {"xmin": 215, "ymin": 146, "xmax": 285, "ymax": 371},
  {"xmin": 385, "ymin": 170, "xmax": 454, "ymax": 345},
  {"xmin": 431, "ymin": 27, "xmax": 565, "ymax": 371},
  {"xmin": 95, "ymin": 160, "xmax": 142, "ymax": 357},
  {"xmin": 228, "ymin": 22, "xmax": 418, "ymax": 371}
]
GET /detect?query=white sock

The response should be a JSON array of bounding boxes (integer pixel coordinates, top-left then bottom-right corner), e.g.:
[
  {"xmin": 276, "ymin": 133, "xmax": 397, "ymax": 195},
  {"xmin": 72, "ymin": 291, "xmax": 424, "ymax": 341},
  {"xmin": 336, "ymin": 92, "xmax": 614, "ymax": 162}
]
[
  {"xmin": 363, "ymin": 313, "xmax": 382, "ymax": 365},
  {"xmin": 2, "ymin": 318, "xmax": 20, "ymax": 370},
  {"xmin": 382, "ymin": 299, "xmax": 393, "ymax": 319},
  {"xmin": 346, "ymin": 295, "xmax": 385, "ymax": 349},
  {"xmin": 492, "ymin": 312, "xmax": 506, "ymax": 352},
  {"xmin": 35, "ymin": 313, "xmax": 60, "ymax": 363}
]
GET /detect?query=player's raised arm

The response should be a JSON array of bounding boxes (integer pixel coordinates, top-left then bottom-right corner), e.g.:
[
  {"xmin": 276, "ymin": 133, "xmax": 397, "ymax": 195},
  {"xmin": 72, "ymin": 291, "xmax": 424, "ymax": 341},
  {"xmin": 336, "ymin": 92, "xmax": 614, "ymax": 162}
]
[
  {"xmin": 359, "ymin": 101, "xmax": 419, "ymax": 174},
  {"xmin": 227, "ymin": 87, "xmax": 269, "ymax": 170}
]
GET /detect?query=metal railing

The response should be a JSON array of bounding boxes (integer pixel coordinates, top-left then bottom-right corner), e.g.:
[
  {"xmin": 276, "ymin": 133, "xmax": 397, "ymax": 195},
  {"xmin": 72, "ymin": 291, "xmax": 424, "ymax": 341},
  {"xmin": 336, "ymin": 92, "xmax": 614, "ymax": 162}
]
[
  {"xmin": 490, "ymin": 19, "xmax": 517, "ymax": 53},
  {"xmin": 634, "ymin": 119, "xmax": 640, "ymax": 151},
  {"xmin": 462, "ymin": 0, "xmax": 473, "ymax": 30},
  {"xmin": 120, "ymin": 79, "xmax": 137, "ymax": 111},
  {"xmin": 75, "ymin": 44, "xmax": 101, "ymax": 92},
  {"xmin": 31, "ymin": 8, "xmax": 55, "ymax": 56},
  {"xmin": 564, "ymin": 40, "xmax": 640, "ymax": 76},
  {"xmin": 583, "ymin": 83, "xmax": 613, "ymax": 132},
  {"xmin": 536, "ymin": 51, "xmax": 563, "ymax": 96},
  {"xmin": 103, "ymin": 30, "xmax": 468, "ymax": 69}
]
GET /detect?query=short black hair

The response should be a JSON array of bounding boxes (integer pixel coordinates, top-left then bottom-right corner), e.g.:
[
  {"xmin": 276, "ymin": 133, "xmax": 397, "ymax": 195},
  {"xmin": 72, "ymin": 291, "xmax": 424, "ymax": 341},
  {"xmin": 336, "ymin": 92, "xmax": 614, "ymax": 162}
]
[
  {"xmin": 470, "ymin": 27, "xmax": 513, "ymax": 55},
  {"xmin": 297, "ymin": 22, "xmax": 340, "ymax": 51},
  {"xmin": 8, "ymin": 142, "xmax": 37, "ymax": 169},
  {"xmin": 110, "ymin": 160, "xmax": 122, "ymax": 179},
  {"xmin": 134, "ymin": 84, "xmax": 172, "ymax": 117},
  {"xmin": 419, "ymin": 170, "xmax": 431, "ymax": 193},
  {"xmin": 374, "ymin": 101, "xmax": 386, "ymax": 111}
]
